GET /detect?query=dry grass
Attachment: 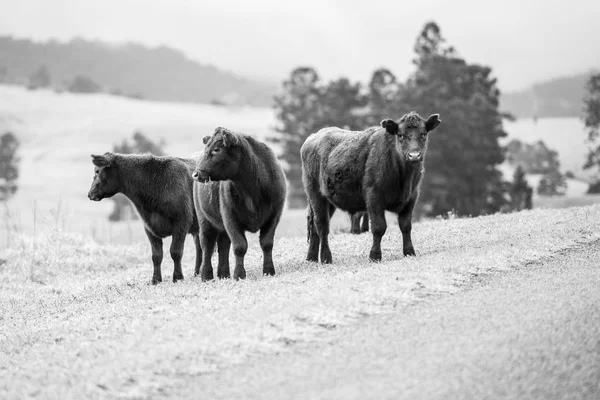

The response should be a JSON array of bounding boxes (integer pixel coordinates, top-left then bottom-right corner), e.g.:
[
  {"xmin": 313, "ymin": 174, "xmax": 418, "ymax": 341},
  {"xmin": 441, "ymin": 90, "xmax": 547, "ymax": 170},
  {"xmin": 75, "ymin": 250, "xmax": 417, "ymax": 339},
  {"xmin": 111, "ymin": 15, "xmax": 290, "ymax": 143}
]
[{"xmin": 1, "ymin": 205, "xmax": 600, "ymax": 399}]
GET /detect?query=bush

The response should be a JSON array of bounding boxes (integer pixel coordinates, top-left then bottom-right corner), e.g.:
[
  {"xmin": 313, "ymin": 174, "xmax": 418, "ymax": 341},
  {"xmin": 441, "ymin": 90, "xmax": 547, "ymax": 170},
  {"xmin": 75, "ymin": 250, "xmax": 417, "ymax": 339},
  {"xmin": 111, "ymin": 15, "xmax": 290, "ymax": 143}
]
[{"xmin": 68, "ymin": 75, "xmax": 101, "ymax": 93}]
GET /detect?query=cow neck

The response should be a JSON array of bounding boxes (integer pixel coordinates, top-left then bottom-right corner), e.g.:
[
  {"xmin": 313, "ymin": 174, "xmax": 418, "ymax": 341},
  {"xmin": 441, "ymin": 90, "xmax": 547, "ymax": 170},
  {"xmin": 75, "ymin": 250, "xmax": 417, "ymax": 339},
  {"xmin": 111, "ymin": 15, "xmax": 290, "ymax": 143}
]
[
  {"xmin": 116, "ymin": 155, "xmax": 157, "ymax": 207},
  {"xmin": 228, "ymin": 146, "xmax": 263, "ymax": 203}
]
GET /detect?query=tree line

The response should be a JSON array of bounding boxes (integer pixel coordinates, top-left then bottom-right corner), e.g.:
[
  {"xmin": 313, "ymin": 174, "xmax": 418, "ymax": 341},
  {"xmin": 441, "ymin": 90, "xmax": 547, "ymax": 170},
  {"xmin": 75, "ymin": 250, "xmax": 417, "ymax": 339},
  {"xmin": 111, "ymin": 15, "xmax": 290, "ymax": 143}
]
[{"xmin": 273, "ymin": 22, "xmax": 521, "ymax": 217}]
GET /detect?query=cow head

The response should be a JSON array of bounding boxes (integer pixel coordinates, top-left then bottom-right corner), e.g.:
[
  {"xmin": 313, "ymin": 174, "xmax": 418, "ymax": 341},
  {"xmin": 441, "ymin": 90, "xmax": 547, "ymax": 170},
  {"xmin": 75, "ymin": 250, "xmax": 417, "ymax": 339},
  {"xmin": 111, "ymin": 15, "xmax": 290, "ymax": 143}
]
[
  {"xmin": 88, "ymin": 153, "xmax": 121, "ymax": 201},
  {"xmin": 381, "ymin": 111, "xmax": 441, "ymax": 164},
  {"xmin": 192, "ymin": 127, "xmax": 242, "ymax": 183}
]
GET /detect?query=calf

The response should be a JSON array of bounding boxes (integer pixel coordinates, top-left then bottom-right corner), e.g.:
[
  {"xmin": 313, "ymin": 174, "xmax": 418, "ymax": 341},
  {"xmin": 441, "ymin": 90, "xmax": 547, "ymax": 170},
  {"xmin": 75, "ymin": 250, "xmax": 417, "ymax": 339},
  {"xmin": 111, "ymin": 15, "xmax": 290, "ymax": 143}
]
[
  {"xmin": 88, "ymin": 152, "xmax": 200, "ymax": 284},
  {"xmin": 301, "ymin": 111, "xmax": 441, "ymax": 263},
  {"xmin": 192, "ymin": 127, "xmax": 286, "ymax": 281}
]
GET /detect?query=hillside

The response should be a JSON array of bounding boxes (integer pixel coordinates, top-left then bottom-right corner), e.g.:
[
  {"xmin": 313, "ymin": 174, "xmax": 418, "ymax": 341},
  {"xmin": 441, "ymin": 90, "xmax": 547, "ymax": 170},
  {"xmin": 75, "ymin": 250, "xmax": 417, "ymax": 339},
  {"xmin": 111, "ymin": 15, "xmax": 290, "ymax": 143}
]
[
  {"xmin": 1, "ymin": 85, "xmax": 599, "ymax": 248},
  {"xmin": 501, "ymin": 71, "xmax": 597, "ymax": 118},
  {"xmin": 1, "ymin": 205, "xmax": 599, "ymax": 398},
  {"xmin": 0, "ymin": 36, "xmax": 276, "ymax": 106}
]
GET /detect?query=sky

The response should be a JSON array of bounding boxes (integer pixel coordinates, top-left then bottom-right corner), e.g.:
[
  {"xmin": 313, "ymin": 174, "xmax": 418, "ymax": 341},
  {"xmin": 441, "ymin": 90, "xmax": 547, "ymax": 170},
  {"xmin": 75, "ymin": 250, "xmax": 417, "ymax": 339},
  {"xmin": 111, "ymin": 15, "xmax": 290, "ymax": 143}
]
[{"xmin": 0, "ymin": 0, "xmax": 599, "ymax": 92}]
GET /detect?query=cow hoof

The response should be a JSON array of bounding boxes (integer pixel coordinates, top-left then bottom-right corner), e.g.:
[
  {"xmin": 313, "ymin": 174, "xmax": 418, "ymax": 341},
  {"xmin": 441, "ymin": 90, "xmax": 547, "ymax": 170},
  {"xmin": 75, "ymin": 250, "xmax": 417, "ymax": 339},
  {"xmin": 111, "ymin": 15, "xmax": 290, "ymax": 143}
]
[
  {"xmin": 263, "ymin": 264, "xmax": 275, "ymax": 276},
  {"xmin": 201, "ymin": 272, "xmax": 214, "ymax": 282},
  {"xmin": 172, "ymin": 273, "xmax": 184, "ymax": 283},
  {"xmin": 306, "ymin": 253, "xmax": 318, "ymax": 262},
  {"xmin": 152, "ymin": 276, "xmax": 162, "ymax": 285},
  {"xmin": 218, "ymin": 270, "xmax": 231, "ymax": 279},
  {"xmin": 234, "ymin": 267, "xmax": 246, "ymax": 281},
  {"xmin": 369, "ymin": 251, "xmax": 382, "ymax": 262},
  {"xmin": 320, "ymin": 250, "xmax": 332, "ymax": 264},
  {"xmin": 404, "ymin": 248, "xmax": 416, "ymax": 257}
]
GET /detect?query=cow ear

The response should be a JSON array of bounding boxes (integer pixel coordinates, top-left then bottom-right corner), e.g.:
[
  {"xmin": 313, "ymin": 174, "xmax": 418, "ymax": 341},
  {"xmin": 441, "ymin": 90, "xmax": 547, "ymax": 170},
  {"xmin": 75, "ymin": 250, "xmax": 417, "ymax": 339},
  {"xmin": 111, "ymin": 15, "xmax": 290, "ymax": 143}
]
[
  {"xmin": 425, "ymin": 114, "xmax": 441, "ymax": 132},
  {"xmin": 380, "ymin": 119, "xmax": 398, "ymax": 135},
  {"xmin": 91, "ymin": 154, "xmax": 110, "ymax": 167},
  {"xmin": 202, "ymin": 136, "xmax": 211, "ymax": 145},
  {"xmin": 217, "ymin": 127, "xmax": 240, "ymax": 147}
]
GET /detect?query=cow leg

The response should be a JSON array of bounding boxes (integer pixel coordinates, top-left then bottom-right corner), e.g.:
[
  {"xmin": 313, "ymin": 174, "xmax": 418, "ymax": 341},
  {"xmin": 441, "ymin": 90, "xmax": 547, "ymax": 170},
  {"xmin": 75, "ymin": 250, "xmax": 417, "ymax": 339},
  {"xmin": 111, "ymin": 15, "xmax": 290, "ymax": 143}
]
[
  {"xmin": 350, "ymin": 213, "xmax": 361, "ymax": 234},
  {"xmin": 216, "ymin": 232, "xmax": 231, "ymax": 279},
  {"xmin": 306, "ymin": 205, "xmax": 320, "ymax": 262},
  {"xmin": 361, "ymin": 213, "xmax": 369, "ymax": 233},
  {"xmin": 260, "ymin": 213, "xmax": 282, "ymax": 276},
  {"xmin": 199, "ymin": 221, "xmax": 218, "ymax": 281},
  {"xmin": 170, "ymin": 229, "xmax": 186, "ymax": 282},
  {"xmin": 398, "ymin": 198, "xmax": 417, "ymax": 256},
  {"xmin": 367, "ymin": 199, "xmax": 387, "ymax": 262},
  {"xmin": 312, "ymin": 196, "xmax": 333, "ymax": 264},
  {"xmin": 223, "ymin": 217, "xmax": 248, "ymax": 280},
  {"xmin": 145, "ymin": 228, "xmax": 163, "ymax": 284},
  {"xmin": 193, "ymin": 233, "xmax": 202, "ymax": 276}
]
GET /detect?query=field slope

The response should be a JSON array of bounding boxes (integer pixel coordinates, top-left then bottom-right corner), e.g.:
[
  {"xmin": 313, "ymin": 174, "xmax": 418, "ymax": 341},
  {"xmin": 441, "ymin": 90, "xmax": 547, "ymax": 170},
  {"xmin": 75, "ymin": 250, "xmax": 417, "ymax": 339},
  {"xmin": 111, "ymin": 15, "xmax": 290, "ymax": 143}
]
[{"xmin": 1, "ymin": 206, "xmax": 600, "ymax": 399}]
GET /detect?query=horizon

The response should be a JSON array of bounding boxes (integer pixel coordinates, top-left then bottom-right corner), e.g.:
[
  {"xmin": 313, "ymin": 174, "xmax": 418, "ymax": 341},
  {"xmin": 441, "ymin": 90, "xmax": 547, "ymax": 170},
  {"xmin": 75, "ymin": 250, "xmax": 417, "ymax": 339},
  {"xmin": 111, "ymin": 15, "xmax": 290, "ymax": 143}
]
[{"xmin": 1, "ymin": 0, "xmax": 599, "ymax": 93}]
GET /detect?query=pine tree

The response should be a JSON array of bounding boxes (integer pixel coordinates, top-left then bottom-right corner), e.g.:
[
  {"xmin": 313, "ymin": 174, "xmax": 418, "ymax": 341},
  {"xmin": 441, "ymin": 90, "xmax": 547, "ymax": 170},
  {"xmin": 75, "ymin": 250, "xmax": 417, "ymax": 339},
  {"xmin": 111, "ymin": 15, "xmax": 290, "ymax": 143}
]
[
  {"xmin": 405, "ymin": 22, "xmax": 508, "ymax": 217},
  {"xmin": 583, "ymin": 73, "xmax": 600, "ymax": 172},
  {"xmin": 0, "ymin": 132, "xmax": 20, "ymax": 201},
  {"xmin": 510, "ymin": 166, "xmax": 533, "ymax": 211}
]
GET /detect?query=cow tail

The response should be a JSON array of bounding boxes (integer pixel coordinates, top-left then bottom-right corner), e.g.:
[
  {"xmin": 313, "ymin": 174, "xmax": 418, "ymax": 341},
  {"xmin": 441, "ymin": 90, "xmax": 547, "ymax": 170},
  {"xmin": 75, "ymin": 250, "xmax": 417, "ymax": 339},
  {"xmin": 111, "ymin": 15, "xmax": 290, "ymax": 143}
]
[{"xmin": 306, "ymin": 205, "xmax": 314, "ymax": 244}]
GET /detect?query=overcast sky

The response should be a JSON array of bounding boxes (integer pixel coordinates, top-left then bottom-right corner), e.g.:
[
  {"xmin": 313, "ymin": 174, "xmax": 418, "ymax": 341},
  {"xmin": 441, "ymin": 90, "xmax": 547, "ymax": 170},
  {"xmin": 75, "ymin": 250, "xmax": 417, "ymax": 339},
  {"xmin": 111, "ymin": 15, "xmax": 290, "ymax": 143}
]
[{"xmin": 1, "ymin": 0, "xmax": 598, "ymax": 92}]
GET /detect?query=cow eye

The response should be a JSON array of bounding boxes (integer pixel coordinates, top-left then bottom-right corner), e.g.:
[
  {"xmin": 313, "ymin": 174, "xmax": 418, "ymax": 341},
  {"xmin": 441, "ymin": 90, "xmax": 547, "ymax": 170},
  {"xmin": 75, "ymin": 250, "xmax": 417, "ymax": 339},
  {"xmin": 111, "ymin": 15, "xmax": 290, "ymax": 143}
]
[{"xmin": 212, "ymin": 147, "xmax": 222, "ymax": 154}]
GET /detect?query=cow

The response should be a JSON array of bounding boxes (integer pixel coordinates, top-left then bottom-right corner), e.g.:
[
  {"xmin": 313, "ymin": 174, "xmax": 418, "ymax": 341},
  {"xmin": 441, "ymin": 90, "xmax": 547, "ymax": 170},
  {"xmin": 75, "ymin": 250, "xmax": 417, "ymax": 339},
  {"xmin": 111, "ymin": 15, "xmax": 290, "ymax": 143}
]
[
  {"xmin": 192, "ymin": 127, "xmax": 286, "ymax": 281},
  {"xmin": 350, "ymin": 211, "xmax": 369, "ymax": 234},
  {"xmin": 301, "ymin": 111, "xmax": 441, "ymax": 263},
  {"xmin": 87, "ymin": 152, "xmax": 200, "ymax": 284}
]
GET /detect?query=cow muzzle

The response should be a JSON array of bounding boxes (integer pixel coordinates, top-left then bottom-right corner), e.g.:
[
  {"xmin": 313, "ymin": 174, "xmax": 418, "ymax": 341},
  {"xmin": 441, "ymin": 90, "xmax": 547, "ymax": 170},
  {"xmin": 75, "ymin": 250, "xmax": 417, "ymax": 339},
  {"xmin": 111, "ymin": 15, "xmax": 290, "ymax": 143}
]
[
  {"xmin": 192, "ymin": 170, "xmax": 211, "ymax": 183},
  {"xmin": 407, "ymin": 151, "xmax": 423, "ymax": 163}
]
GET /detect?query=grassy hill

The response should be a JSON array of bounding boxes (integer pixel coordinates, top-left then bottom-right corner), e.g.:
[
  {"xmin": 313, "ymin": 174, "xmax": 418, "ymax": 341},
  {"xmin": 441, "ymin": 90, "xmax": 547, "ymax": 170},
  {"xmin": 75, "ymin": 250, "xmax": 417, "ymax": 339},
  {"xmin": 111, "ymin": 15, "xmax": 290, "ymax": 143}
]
[
  {"xmin": 1, "ymin": 84, "xmax": 599, "ymax": 248},
  {"xmin": 501, "ymin": 71, "xmax": 598, "ymax": 118},
  {"xmin": 0, "ymin": 36, "xmax": 276, "ymax": 106},
  {"xmin": 1, "ymin": 205, "xmax": 599, "ymax": 398}
]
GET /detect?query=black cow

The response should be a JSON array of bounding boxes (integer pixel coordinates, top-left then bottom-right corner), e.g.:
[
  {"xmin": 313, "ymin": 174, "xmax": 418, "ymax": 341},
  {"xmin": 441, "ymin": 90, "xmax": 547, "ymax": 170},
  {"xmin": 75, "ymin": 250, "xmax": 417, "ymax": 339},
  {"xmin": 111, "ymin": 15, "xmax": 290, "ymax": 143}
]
[{"xmin": 301, "ymin": 111, "xmax": 441, "ymax": 263}]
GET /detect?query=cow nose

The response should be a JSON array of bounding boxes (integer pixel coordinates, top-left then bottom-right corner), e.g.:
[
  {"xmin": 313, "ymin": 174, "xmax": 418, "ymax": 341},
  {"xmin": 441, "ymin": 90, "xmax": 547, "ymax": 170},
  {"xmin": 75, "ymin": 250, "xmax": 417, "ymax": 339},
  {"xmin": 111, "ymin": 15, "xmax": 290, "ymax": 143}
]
[{"xmin": 407, "ymin": 151, "xmax": 422, "ymax": 161}]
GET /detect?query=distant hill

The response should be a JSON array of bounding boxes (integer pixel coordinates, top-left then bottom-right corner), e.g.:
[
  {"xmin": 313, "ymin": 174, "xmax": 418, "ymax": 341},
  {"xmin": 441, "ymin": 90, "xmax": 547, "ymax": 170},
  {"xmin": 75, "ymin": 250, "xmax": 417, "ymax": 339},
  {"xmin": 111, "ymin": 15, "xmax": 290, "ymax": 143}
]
[
  {"xmin": 501, "ymin": 71, "xmax": 598, "ymax": 119},
  {"xmin": 0, "ymin": 36, "xmax": 277, "ymax": 106}
]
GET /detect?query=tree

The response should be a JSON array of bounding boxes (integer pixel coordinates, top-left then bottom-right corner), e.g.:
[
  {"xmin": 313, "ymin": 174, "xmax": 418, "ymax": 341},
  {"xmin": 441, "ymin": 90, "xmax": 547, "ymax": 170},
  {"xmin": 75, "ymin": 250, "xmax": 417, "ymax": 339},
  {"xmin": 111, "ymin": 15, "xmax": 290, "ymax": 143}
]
[
  {"xmin": 583, "ymin": 73, "xmax": 600, "ymax": 172},
  {"xmin": 27, "ymin": 65, "xmax": 51, "ymax": 90},
  {"xmin": 68, "ymin": 74, "xmax": 101, "ymax": 93},
  {"xmin": 0, "ymin": 132, "xmax": 20, "ymax": 201},
  {"xmin": 505, "ymin": 139, "xmax": 561, "ymax": 174},
  {"xmin": 509, "ymin": 166, "xmax": 533, "ymax": 211},
  {"xmin": 364, "ymin": 68, "xmax": 402, "ymax": 126},
  {"xmin": 405, "ymin": 22, "xmax": 508, "ymax": 217},
  {"xmin": 537, "ymin": 170, "xmax": 567, "ymax": 196},
  {"xmin": 109, "ymin": 131, "xmax": 166, "ymax": 221},
  {"xmin": 272, "ymin": 68, "xmax": 367, "ymax": 207}
]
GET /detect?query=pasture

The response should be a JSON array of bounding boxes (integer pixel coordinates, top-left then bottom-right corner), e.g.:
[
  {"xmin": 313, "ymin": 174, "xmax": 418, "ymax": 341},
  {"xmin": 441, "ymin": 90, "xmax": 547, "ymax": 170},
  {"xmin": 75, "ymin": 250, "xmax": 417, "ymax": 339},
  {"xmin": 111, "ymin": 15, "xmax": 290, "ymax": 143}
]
[
  {"xmin": 2, "ymin": 84, "xmax": 600, "ymax": 248},
  {"xmin": 1, "ymin": 205, "xmax": 599, "ymax": 398}
]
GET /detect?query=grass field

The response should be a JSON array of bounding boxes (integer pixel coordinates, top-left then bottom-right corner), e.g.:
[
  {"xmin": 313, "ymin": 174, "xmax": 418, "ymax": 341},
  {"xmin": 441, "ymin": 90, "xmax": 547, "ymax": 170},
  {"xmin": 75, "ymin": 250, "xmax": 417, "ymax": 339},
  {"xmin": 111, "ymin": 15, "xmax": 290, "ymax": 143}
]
[
  {"xmin": 1, "ymin": 205, "xmax": 600, "ymax": 398},
  {"xmin": 1, "ymin": 83, "xmax": 600, "ymax": 249}
]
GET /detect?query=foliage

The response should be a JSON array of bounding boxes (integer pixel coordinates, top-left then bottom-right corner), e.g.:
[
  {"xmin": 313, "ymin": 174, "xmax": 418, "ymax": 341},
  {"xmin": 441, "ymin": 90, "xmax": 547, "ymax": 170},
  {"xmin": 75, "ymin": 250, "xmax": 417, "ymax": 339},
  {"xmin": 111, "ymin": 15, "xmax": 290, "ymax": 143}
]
[
  {"xmin": 506, "ymin": 138, "xmax": 567, "ymax": 197},
  {"xmin": 27, "ymin": 65, "xmax": 51, "ymax": 90},
  {"xmin": 537, "ymin": 170, "xmax": 567, "ymax": 196},
  {"xmin": 505, "ymin": 139, "xmax": 561, "ymax": 174},
  {"xmin": 272, "ymin": 67, "xmax": 365, "ymax": 207},
  {"xmin": 0, "ymin": 132, "xmax": 20, "ymax": 201},
  {"xmin": 109, "ymin": 131, "xmax": 166, "ymax": 221},
  {"xmin": 587, "ymin": 180, "xmax": 600, "ymax": 194},
  {"xmin": 68, "ymin": 74, "xmax": 101, "ymax": 93},
  {"xmin": 273, "ymin": 21, "xmax": 513, "ymax": 216},
  {"xmin": 583, "ymin": 73, "xmax": 600, "ymax": 172},
  {"xmin": 405, "ymin": 22, "xmax": 508, "ymax": 217},
  {"xmin": 508, "ymin": 166, "xmax": 533, "ymax": 211}
]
